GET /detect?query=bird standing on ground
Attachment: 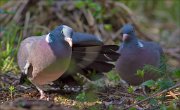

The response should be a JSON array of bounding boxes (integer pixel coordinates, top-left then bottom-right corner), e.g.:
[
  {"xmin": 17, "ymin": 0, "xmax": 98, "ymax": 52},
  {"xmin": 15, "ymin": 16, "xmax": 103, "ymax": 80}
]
[
  {"xmin": 62, "ymin": 32, "xmax": 120, "ymax": 79},
  {"xmin": 18, "ymin": 25, "xmax": 73, "ymax": 99},
  {"xmin": 115, "ymin": 24, "xmax": 165, "ymax": 86},
  {"xmin": 18, "ymin": 25, "xmax": 120, "ymax": 99},
  {"xmin": 55, "ymin": 32, "xmax": 120, "ymax": 91}
]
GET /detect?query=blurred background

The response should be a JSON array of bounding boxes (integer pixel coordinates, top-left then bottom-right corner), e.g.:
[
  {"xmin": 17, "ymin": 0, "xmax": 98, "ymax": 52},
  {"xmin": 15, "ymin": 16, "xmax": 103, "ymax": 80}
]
[{"xmin": 0, "ymin": 0, "xmax": 180, "ymax": 74}]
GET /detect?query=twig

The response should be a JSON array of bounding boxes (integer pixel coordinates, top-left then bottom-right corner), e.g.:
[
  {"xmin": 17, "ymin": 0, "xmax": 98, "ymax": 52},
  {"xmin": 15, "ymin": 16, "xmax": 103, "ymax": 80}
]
[
  {"xmin": 23, "ymin": 11, "xmax": 30, "ymax": 38},
  {"xmin": 124, "ymin": 82, "xmax": 180, "ymax": 110},
  {"xmin": 73, "ymin": 12, "xmax": 84, "ymax": 32},
  {"xmin": 82, "ymin": 9, "xmax": 101, "ymax": 38},
  {"xmin": 55, "ymin": 12, "xmax": 77, "ymax": 31},
  {"xmin": 84, "ymin": 10, "xmax": 95, "ymax": 26},
  {"xmin": 0, "ymin": 1, "xmax": 21, "ymax": 25},
  {"xmin": 97, "ymin": 91, "xmax": 134, "ymax": 98},
  {"xmin": 113, "ymin": 28, "xmax": 122, "ymax": 40},
  {"xmin": 98, "ymin": 24, "xmax": 114, "ymax": 44},
  {"xmin": 13, "ymin": 0, "xmax": 29, "ymax": 22}
]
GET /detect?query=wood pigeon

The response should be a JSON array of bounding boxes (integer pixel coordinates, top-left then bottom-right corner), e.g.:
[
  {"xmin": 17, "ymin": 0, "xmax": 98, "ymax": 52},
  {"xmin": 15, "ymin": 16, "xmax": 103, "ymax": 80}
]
[
  {"xmin": 18, "ymin": 25, "xmax": 120, "ymax": 99},
  {"xmin": 18, "ymin": 25, "xmax": 73, "ymax": 99},
  {"xmin": 115, "ymin": 24, "xmax": 166, "ymax": 86},
  {"xmin": 61, "ymin": 32, "xmax": 120, "ymax": 78}
]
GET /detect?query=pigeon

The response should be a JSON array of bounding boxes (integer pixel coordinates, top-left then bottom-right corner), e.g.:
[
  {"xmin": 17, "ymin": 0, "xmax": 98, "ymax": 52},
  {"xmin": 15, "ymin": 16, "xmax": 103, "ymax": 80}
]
[
  {"xmin": 55, "ymin": 32, "xmax": 120, "ymax": 87},
  {"xmin": 64, "ymin": 32, "xmax": 120, "ymax": 76},
  {"xmin": 115, "ymin": 24, "xmax": 166, "ymax": 86},
  {"xmin": 18, "ymin": 25, "xmax": 120, "ymax": 99},
  {"xmin": 18, "ymin": 25, "xmax": 73, "ymax": 99}
]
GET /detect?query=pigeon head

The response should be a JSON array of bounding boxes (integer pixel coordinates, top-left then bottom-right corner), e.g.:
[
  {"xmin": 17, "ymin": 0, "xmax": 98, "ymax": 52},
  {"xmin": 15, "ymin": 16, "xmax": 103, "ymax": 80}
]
[
  {"xmin": 60, "ymin": 25, "xmax": 73, "ymax": 46},
  {"xmin": 49, "ymin": 25, "xmax": 73, "ymax": 46},
  {"xmin": 121, "ymin": 24, "xmax": 136, "ymax": 42},
  {"xmin": 61, "ymin": 25, "xmax": 73, "ymax": 39}
]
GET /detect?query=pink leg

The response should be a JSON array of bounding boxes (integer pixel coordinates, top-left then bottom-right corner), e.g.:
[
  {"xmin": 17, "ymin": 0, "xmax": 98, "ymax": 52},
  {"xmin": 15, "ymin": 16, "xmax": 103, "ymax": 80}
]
[{"xmin": 36, "ymin": 86, "xmax": 49, "ymax": 101}]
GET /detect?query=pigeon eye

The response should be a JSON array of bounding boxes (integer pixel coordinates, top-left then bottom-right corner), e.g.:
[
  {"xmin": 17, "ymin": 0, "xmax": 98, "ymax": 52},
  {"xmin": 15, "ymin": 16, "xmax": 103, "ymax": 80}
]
[
  {"xmin": 61, "ymin": 30, "xmax": 63, "ymax": 34},
  {"xmin": 128, "ymin": 30, "xmax": 133, "ymax": 34}
]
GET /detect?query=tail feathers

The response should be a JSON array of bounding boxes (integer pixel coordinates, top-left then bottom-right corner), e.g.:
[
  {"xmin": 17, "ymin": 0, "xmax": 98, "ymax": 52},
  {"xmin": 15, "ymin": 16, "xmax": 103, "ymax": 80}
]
[
  {"xmin": 96, "ymin": 52, "xmax": 120, "ymax": 61},
  {"xmin": 72, "ymin": 51, "xmax": 119, "ymax": 62},
  {"xmin": 72, "ymin": 45, "xmax": 120, "ymax": 63},
  {"xmin": 99, "ymin": 45, "xmax": 119, "ymax": 53},
  {"xmin": 64, "ymin": 44, "xmax": 120, "ymax": 78}
]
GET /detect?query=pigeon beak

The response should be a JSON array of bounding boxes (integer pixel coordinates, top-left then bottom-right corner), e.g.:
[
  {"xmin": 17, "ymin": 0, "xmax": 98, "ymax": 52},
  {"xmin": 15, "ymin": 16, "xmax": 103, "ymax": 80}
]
[
  {"xmin": 122, "ymin": 34, "xmax": 129, "ymax": 41},
  {"xmin": 65, "ymin": 37, "xmax": 72, "ymax": 47}
]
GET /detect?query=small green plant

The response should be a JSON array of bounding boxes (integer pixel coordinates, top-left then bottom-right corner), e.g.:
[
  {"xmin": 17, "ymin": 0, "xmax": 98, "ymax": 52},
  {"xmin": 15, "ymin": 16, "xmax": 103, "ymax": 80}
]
[
  {"xmin": 166, "ymin": 101, "xmax": 179, "ymax": 110},
  {"xmin": 108, "ymin": 104, "xmax": 115, "ymax": 110},
  {"xmin": 135, "ymin": 96, "xmax": 146, "ymax": 101},
  {"xmin": 142, "ymin": 80, "xmax": 156, "ymax": 88},
  {"xmin": 76, "ymin": 92, "xmax": 86, "ymax": 102},
  {"xmin": 88, "ymin": 105, "xmax": 101, "ymax": 110},
  {"xmin": 143, "ymin": 65, "xmax": 165, "ymax": 76},
  {"xmin": 46, "ymin": 0, "xmax": 54, "ymax": 5},
  {"xmin": 75, "ymin": 91, "xmax": 98, "ymax": 103},
  {"xmin": 104, "ymin": 24, "xmax": 113, "ymax": 31},
  {"xmin": 149, "ymin": 98, "xmax": 158, "ymax": 107},
  {"xmin": 9, "ymin": 85, "xmax": 15, "ymax": 99},
  {"xmin": 127, "ymin": 86, "xmax": 134, "ymax": 93},
  {"xmin": 160, "ymin": 104, "xmax": 167, "ymax": 110},
  {"xmin": 156, "ymin": 78, "xmax": 174, "ymax": 90},
  {"xmin": 129, "ymin": 107, "xmax": 137, "ymax": 110},
  {"xmin": 106, "ymin": 70, "xmax": 120, "ymax": 84},
  {"xmin": 75, "ymin": 0, "xmax": 104, "ymax": 22},
  {"xmin": 136, "ymin": 69, "xmax": 144, "ymax": 78},
  {"xmin": 172, "ymin": 69, "xmax": 180, "ymax": 79}
]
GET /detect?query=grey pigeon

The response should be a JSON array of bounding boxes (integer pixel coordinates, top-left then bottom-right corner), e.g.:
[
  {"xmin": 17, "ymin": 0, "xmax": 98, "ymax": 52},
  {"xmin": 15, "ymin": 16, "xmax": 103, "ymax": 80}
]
[
  {"xmin": 18, "ymin": 25, "xmax": 73, "ymax": 99},
  {"xmin": 18, "ymin": 26, "xmax": 120, "ymax": 99},
  {"xmin": 115, "ymin": 24, "xmax": 165, "ymax": 86},
  {"xmin": 56, "ymin": 32, "xmax": 120, "ymax": 85}
]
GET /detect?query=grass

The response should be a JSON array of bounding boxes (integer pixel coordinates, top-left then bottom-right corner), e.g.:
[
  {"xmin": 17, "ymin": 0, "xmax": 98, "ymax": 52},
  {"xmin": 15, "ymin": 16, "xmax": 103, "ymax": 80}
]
[
  {"xmin": 0, "ymin": 23, "xmax": 22, "ymax": 74},
  {"xmin": 9, "ymin": 85, "xmax": 15, "ymax": 99}
]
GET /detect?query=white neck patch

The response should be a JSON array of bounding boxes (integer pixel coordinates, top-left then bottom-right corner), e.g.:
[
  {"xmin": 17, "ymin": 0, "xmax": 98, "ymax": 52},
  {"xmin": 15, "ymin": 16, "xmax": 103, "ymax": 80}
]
[
  {"xmin": 45, "ymin": 33, "xmax": 52, "ymax": 43},
  {"xmin": 62, "ymin": 25, "xmax": 71, "ymax": 38},
  {"xmin": 138, "ymin": 41, "xmax": 144, "ymax": 47}
]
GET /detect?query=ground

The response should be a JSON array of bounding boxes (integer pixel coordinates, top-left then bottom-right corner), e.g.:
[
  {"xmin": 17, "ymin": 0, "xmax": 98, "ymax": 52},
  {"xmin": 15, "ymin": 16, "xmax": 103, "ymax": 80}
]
[{"xmin": 0, "ymin": 72, "xmax": 179, "ymax": 110}]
